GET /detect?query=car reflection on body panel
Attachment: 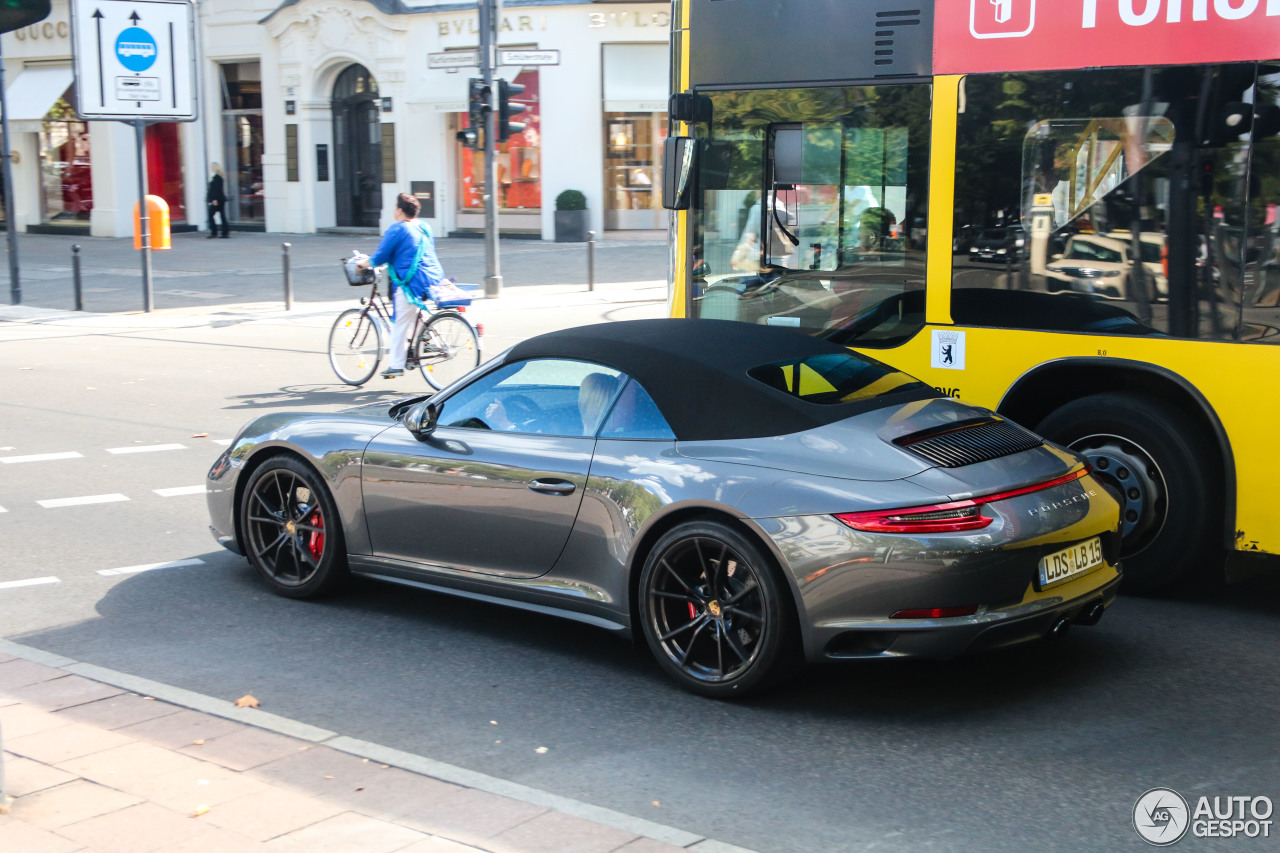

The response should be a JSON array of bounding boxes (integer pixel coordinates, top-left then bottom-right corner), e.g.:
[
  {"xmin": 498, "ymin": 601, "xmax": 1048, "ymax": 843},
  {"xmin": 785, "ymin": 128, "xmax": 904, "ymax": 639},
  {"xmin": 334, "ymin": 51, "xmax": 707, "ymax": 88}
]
[{"xmin": 207, "ymin": 319, "xmax": 1121, "ymax": 697}]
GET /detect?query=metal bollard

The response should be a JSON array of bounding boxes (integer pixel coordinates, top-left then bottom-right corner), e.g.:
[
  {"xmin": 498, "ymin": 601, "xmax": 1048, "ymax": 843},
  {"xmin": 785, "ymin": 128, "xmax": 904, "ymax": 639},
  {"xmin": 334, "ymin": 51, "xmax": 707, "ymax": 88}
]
[
  {"xmin": 587, "ymin": 230, "xmax": 596, "ymax": 292},
  {"xmin": 72, "ymin": 244, "xmax": 83, "ymax": 311},
  {"xmin": 282, "ymin": 242, "xmax": 293, "ymax": 311}
]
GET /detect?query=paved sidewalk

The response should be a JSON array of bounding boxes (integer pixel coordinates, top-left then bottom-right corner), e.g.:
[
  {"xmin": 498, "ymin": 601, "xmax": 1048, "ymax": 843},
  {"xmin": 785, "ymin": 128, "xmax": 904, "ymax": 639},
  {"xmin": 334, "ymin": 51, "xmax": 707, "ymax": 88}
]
[
  {"xmin": 1, "ymin": 231, "xmax": 668, "ymax": 316},
  {"xmin": 0, "ymin": 645, "xmax": 749, "ymax": 853}
]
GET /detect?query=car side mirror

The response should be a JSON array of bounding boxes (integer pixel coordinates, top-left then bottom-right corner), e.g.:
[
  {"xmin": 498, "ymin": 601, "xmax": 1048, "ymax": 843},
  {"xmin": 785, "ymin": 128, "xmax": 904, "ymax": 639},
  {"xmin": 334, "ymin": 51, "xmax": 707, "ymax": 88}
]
[{"xmin": 402, "ymin": 399, "xmax": 439, "ymax": 438}]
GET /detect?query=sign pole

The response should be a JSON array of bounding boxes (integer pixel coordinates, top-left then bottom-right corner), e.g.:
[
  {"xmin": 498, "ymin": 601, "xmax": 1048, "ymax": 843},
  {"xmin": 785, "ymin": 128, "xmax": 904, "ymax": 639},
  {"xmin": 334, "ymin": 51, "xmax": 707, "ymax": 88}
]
[
  {"xmin": 480, "ymin": 0, "xmax": 502, "ymax": 298},
  {"xmin": 134, "ymin": 120, "xmax": 153, "ymax": 312},
  {"xmin": 0, "ymin": 38, "xmax": 21, "ymax": 305}
]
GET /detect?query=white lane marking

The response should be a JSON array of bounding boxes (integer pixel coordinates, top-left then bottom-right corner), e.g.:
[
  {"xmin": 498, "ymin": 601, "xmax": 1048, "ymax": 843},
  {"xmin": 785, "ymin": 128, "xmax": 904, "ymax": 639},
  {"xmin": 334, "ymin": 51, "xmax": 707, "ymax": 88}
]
[
  {"xmin": 0, "ymin": 451, "xmax": 83, "ymax": 464},
  {"xmin": 0, "ymin": 505, "xmax": 6, "ymax": 513},
  {"xmin": 153, "ymin": 486, "xmax": 206, "ymax": 497},
  {"xmin": 211, "ymin": 439, "xmax": 233, "ymax": 446},
  {"xmin": 105, "ymin": 444, "xmax": 187, "ymax": 454},
  {"xmin": 97, "ymin": 558, "xmax": 205, "ymax": 577},
  {"xmin": 37, "ymin": 494, "xmax": 130, "ymax": 508},
  {"xmin": 0, "ymin": 577, "xmax": 60, "ymax": 590}
]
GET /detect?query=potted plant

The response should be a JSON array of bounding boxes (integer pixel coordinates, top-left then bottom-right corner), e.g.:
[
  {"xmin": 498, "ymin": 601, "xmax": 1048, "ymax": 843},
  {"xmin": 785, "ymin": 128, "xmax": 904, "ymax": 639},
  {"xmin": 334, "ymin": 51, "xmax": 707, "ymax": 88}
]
[{"xmin": 554, "ymin": 189, "xmax": 589, "ymax": 242}]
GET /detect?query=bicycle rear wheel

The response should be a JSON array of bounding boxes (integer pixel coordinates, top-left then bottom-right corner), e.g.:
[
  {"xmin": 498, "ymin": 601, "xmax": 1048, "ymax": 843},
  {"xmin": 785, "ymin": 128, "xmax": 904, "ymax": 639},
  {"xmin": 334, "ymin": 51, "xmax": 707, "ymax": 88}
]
[
  {"xmin": 416, "ymin": 312, "xmax": 480, "ymax": 390},
  {"xmin": 328, "ymin": 308, "xmax": 384, "ymax": 386}
]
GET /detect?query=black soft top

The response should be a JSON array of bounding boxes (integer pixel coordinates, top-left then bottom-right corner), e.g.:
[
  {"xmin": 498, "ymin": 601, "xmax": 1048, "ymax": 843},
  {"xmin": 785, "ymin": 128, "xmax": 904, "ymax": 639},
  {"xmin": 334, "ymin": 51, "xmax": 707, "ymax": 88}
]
[{"xmin": 505, "ymin": 319, "xmax": 938, "ymax": 441}]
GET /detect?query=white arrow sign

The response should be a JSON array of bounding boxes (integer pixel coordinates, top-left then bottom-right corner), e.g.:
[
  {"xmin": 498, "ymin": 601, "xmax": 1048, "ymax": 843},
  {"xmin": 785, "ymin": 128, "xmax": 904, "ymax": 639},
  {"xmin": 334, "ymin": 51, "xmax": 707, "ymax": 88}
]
[{"xmin": 70, "ymin": 0, "xmax": 197, "ymax": 121}]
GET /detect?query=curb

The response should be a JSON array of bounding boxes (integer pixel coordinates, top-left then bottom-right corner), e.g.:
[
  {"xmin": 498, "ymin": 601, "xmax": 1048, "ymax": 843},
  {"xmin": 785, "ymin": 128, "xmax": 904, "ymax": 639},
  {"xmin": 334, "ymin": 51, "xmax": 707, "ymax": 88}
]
[{"xmin": 0, "ymin": 638, "xmax": 757, "ymax": 853}]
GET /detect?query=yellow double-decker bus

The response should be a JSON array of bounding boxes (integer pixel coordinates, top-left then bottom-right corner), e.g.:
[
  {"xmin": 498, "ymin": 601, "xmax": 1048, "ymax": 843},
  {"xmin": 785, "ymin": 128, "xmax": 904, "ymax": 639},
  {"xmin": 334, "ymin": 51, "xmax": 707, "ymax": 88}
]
[{"xmin": 663, "ymin": 0, "xmax": 1280, "ymax": 592}]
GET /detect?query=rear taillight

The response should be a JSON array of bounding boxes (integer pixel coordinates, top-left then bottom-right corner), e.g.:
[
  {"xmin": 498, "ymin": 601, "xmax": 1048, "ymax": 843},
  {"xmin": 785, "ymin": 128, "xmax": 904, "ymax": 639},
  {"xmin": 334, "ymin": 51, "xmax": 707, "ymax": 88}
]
[
  {"xmin": 475, "ymin": 323, "xmax": 485, "ymax": 336},
  {"xmin": 836, "ymin": 501, "xmax": 991, "ymax": 533},
  {"xmin": 836, "ymin": 466, "xmax": 1090, "ymax": 535}
]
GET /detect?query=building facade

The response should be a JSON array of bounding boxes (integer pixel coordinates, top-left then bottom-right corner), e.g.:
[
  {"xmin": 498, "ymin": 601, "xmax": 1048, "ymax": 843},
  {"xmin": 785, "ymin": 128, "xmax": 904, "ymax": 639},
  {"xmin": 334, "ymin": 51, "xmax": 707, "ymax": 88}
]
[{"xmin": 0, "ymin": 0, "xmax": 671, "ymax": 238}]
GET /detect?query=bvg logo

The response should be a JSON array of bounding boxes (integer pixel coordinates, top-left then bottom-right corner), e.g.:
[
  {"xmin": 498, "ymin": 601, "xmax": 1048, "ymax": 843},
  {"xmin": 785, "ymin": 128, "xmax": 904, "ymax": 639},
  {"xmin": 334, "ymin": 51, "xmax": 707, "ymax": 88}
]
[{"xmin": 970, "ymin": 0, "xmax": 1036, "ymax": 39}]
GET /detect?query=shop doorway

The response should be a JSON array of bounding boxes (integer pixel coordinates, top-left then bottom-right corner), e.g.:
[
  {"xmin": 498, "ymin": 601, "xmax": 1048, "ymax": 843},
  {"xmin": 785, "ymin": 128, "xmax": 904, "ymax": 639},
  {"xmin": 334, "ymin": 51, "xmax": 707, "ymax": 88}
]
[{"xmin": 331, "ymin": 65, "xmax": 382, "ymax": 228}]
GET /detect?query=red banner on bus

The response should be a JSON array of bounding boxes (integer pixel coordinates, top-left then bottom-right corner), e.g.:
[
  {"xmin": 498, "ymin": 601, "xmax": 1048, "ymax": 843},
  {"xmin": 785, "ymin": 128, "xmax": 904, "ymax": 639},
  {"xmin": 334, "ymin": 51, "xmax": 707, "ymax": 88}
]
[{"xmin": 935, "ymin": 0, "xmax": 1280, "ymax": 75}]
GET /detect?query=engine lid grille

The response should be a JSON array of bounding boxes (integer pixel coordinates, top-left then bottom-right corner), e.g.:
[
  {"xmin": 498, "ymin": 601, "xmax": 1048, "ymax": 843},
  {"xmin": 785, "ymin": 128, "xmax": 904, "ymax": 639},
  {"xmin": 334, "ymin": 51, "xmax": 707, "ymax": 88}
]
[{"xmin": 895, "ymin": 417, "xmax": 1043, "ymax": 468}]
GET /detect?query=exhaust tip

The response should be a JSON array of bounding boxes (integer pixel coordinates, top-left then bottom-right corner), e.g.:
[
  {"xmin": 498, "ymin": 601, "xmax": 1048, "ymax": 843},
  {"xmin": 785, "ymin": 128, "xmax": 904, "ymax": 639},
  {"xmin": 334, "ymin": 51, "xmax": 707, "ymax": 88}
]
[
  {"xmin": 1077, "ymin": 601, "xmax": 1106, "ymax": 626},
  {"xmin": 1048, "ymin": 616, "xmax": 1071, "ymax": 638}
]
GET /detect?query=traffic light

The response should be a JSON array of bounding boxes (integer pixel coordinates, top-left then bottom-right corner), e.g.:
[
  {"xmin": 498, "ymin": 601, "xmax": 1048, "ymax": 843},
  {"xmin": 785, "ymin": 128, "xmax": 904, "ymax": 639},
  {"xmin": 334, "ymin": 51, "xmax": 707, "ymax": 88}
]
[
  {"xmin": 0, "ymin": 0, "xmax": 50, "ymax": 34},
  {"xmin": 497, "ymin": 79, "xmax": 526, "ymax": 142},
  {"xmin": 458, "ymin": 77, "xmax": 490, "ymax": 150}
]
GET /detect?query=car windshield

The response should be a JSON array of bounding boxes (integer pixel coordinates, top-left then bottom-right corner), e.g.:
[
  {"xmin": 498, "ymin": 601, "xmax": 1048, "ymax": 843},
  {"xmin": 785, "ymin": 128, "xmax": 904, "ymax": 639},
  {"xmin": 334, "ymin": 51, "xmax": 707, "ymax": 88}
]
[
  {"xmin": 748, "ymin": 351, "xmax": 925, "ymax": 405},
  {"xmin": 1065, "ymin": 241, "xmax": 1123, "ymax": 263}
]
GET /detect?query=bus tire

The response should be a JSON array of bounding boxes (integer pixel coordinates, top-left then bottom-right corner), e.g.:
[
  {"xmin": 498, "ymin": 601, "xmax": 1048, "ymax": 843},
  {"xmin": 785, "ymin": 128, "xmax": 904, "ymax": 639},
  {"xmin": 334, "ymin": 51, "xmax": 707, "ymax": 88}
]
[{"xmin": 1034, "ymin": 392, "xmax": 1221, "ymax": 594}]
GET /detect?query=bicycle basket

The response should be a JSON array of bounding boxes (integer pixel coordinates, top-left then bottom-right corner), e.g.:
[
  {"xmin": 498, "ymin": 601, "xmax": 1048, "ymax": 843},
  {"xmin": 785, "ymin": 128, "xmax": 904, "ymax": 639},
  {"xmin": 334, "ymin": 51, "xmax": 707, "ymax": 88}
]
[{"xmin": 342, "ymin": 254, "xmax": 376, "ymax": 286}]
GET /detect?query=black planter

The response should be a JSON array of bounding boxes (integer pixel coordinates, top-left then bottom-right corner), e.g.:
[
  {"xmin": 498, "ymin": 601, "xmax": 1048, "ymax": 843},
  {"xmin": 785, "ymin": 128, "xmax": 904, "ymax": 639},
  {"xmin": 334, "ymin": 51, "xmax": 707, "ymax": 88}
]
[{"xmin": 554, "ymin": 209, "xmax": 589, "ymax": 242}]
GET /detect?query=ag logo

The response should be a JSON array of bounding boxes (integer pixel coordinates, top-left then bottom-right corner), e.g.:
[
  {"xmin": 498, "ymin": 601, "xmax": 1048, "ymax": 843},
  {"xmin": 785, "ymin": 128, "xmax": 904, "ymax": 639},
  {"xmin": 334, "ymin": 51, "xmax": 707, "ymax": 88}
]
[
  {"xmin": 1134, "ymin": 788, "xmax": 1190, "ymax": 846},
  {"xmin": 970, "ymin": 0, "xmax": 1036, "ymax": 39}
]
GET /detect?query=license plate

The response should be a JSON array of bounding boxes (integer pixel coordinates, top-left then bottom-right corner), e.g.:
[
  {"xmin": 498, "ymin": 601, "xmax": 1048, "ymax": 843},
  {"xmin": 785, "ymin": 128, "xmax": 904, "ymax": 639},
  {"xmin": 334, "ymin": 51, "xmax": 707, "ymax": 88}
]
[{"xmin": 1038, "ymin": 537, "xmax": 1104, "ymax": 588}]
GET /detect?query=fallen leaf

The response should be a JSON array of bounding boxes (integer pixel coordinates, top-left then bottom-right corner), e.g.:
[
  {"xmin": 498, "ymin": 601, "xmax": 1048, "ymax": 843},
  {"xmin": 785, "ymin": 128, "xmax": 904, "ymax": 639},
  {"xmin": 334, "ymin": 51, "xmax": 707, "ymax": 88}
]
[
  {"xmin": 191, "ymin": 432, "xmax": 209, "ymax": 438},
  {"xmin": 535, "ymin": 747, "xmax": 549, "ymax": 754},
  {"xmin": 490, "ymin": 720, "xmax": 498, "ymax": 725},
  {"xmin": 361, "ymin": 758, "xmax": 369, "ymax": 763},
  {"xmin": 380, "ymin": 765, "xmax": 389, "ymax": 769},
  {"xmin": 234, "ymin": 694, "xmax": 260, "ymax": 708},
  {"xmin": 324, "ymin": 775, "xmax": 335, "ymax": 780},
  {"xmin": 191, "ymin": 805, "xmax": 210, "ymax": 818},
  {"xmin": 652, "ymin": 801, "xmax": 661, "ymax": 807},
  {"xmin": 0, "ymin": 447, "xmax": 15, "ymax": 451},
  {"xmin": 192, "ymin": 739, "xmax": 205, "ymax": 746}
]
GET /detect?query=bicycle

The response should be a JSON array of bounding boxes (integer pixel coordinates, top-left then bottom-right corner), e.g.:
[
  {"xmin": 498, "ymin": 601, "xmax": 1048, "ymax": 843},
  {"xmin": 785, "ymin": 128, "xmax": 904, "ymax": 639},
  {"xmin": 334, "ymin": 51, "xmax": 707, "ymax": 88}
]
[{"xmin": 328, "ymin": 257, "xmax": 482, "ymax": 390}]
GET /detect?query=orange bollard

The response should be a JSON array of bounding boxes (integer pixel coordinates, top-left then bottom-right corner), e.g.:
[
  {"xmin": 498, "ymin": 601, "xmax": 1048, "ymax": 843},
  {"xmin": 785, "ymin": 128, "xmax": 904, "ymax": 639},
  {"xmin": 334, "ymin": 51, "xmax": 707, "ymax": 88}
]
[{"xmin": 134, "ymin": 195, "xmax": 171, "ymax": 250}]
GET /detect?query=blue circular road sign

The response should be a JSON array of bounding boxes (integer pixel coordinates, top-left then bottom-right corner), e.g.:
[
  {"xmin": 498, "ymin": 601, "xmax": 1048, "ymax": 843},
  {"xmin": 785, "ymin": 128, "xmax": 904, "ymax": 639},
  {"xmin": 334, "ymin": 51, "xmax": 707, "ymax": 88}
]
[{"xmin": 115, "ymin": 27, "xmax": 158, "ymax": 73}]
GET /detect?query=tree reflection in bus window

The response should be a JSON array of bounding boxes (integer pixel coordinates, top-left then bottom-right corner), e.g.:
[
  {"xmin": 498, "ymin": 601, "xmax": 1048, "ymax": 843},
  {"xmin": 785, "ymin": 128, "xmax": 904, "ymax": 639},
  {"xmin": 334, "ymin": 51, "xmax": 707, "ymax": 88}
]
[
  {"xmin": 952, "ymin": 65, "xmax": 1280, "ymax": 343},
  {"xmin": 688, "ymin": 85, "xmax": 931, "ymax": 347}
]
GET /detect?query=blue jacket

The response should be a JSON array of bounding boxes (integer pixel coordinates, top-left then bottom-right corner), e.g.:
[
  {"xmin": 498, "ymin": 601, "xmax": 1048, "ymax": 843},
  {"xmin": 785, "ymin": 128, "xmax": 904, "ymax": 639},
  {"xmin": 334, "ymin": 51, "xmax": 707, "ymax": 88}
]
[{"xmin": 369, "ymin": 220, "xmax": 446, "ymax": 300}]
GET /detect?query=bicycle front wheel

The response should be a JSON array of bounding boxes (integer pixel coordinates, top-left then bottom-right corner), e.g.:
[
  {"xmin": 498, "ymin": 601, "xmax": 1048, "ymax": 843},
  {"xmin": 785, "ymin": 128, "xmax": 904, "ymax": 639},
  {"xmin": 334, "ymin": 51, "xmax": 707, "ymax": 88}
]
[
  {"xmin": 328, "ymin": 308, "xmax": 384, "ymax": 386},
  {"xmin": 416, "ymin": 312, "xmax": 480, "ymax": 390}
]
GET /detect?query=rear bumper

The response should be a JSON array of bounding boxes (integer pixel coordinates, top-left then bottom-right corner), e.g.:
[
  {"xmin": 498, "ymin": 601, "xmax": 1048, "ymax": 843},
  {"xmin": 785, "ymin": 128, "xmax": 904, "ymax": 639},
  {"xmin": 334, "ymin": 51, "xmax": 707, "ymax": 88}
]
[{"xmin": 817, "ymin": 566, "xmax": 1121, "ymax": 660}]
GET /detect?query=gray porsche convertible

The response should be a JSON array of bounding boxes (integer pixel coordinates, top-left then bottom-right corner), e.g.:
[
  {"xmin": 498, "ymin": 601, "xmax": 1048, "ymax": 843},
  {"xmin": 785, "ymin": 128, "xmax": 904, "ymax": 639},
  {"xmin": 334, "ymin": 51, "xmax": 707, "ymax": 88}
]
[{"xmin": 207, "ymin": 319, "xmax": 1122, "ymax": 697}]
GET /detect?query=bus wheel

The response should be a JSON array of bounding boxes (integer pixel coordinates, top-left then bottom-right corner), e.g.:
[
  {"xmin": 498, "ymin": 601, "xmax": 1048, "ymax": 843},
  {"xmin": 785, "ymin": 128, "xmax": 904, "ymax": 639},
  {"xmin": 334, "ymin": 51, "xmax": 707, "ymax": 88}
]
[{"xmin": 1034, "ymin": 392, "xmax": 1220, "ymax": 594}]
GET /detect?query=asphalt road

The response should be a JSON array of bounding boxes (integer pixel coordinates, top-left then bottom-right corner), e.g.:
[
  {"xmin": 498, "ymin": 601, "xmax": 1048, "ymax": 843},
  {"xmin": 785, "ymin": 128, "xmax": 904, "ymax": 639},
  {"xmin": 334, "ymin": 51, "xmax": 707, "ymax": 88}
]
[{"xmin": 2, "ymin": 300, "xmax": 1279, "ymax": 853}]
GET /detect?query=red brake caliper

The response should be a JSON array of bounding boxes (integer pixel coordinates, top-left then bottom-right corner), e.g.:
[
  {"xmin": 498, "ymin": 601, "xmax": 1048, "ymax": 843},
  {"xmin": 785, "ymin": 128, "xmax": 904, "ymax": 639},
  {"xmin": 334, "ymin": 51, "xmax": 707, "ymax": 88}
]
[
  {"xmin": 688, "ymin": 602, "xmax": 697, "ymax": 620},
  {"xmin": 307, "ymin": 512, "xmax": 325, "ymax": 560}
]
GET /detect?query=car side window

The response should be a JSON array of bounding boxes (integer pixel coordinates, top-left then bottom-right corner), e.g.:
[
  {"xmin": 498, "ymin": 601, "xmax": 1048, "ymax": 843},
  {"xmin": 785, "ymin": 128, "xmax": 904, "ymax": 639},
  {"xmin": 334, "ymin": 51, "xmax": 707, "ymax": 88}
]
[
  {"xmin": 436, "ymin": 358, "xmax": 623, "ymax": 437},
  {"xmin": 598, "ymin": 379, "xmax": 675, "ymax": 440}
]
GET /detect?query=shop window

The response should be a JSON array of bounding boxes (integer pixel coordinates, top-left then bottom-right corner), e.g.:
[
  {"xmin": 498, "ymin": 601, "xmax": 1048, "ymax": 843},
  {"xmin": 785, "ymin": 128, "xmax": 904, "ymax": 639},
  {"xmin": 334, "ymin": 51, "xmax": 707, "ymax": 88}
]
[
  {"xmin": 145, "ymin": 123, "xmax": 185, "ymax": 221},
  {"xmin": 456, "ymin": 68, "xmax": 541, "ymax": 212},
  {"xmin": 220, "ymin": 62, "xmax": 264, "ymax": 223},
  {"xmin": 603, "ymin": 112, "xmax": 666, "ymax": 230},
  {"xmin": 40, "ymin": 94, "xmax": 92, "ymax": 226}
]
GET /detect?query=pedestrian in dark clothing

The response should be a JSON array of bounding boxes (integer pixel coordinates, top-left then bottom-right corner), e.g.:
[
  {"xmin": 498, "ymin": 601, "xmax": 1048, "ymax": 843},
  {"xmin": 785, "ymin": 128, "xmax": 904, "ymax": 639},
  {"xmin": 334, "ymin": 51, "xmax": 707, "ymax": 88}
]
[{"xmin": 207, "ymin": 164, "xmax": 229, "ymax": 238}]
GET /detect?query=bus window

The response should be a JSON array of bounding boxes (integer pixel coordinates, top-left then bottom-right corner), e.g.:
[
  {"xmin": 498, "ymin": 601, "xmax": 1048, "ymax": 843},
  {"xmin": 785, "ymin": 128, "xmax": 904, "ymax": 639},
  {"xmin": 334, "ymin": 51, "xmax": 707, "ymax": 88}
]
[
  {"xmin": 953, "ymin": 65, "xmax": 1269, "ymax": 342},
  {"xmin": 1241, "ymin": 64, "xmax": 1280, "ymax": 342},
  {"xmin": 687, "ymin": 84, "xmax": 931, "ymax": 346}
]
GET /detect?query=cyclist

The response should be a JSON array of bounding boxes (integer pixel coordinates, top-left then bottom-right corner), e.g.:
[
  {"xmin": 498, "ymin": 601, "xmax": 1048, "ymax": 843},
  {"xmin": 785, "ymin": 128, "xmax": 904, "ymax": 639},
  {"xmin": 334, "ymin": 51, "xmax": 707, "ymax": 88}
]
[{"xmin": 357, "ymin": 192, "xmax": 447, "ymax": 378}]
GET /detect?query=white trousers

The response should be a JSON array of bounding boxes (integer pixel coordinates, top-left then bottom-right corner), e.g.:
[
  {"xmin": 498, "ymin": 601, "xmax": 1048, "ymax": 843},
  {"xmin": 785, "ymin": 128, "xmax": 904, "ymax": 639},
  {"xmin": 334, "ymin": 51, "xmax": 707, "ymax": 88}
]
[{"xmin": 387, "ymin": 287, "xmax": 417, "ymax": 371}]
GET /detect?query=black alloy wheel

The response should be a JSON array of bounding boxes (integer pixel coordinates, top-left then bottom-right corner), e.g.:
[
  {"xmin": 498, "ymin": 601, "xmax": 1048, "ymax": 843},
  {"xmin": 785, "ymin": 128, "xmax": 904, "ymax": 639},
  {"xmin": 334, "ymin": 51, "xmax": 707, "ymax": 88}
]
[
  {"xmin": 240, "ymin": 455, "xmax": 348, "ymax": 599},
  {"xmin": 1036, "ymin": 392, "xmax": 1221, "ymax": 594},
  {"xmin": 639, "ymin": 520, "xmax": 796, "ymax": 698}
]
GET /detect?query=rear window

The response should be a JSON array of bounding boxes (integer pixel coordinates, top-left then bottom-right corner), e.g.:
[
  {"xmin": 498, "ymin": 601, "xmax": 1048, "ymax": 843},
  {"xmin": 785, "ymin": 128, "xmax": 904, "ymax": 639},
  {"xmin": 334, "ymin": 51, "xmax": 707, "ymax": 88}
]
[{"xmin": 748, "ymin": 352, "xmax": 925, "ymax": 405}]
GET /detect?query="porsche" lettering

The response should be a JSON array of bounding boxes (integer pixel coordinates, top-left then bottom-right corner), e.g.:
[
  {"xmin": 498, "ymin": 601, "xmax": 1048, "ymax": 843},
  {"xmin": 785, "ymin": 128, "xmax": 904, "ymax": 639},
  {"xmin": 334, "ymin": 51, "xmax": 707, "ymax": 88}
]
[{"xmin": 1026, "ymin": 489, "xmax": 1096, "ymax": 516}]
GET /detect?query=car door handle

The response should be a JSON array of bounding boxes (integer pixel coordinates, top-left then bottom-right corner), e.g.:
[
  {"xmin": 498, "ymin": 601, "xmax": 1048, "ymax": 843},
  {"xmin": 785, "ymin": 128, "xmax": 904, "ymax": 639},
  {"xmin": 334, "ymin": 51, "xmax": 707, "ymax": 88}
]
[{"xmin": 527, "ymin": 478, "xmax": 576, "ymax": 496}]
